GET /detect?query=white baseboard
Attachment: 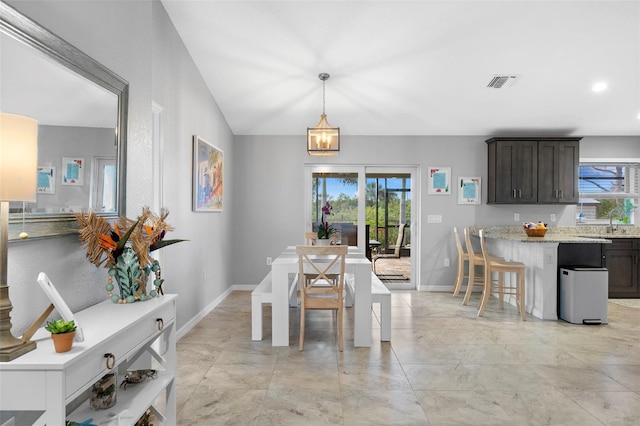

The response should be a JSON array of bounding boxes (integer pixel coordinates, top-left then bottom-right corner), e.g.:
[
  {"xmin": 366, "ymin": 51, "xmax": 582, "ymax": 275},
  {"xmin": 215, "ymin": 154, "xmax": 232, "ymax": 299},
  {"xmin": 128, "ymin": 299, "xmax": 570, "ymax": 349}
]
[{"xmin": 176, "ymin": 284, "xmax": 257, "ymax": 341}]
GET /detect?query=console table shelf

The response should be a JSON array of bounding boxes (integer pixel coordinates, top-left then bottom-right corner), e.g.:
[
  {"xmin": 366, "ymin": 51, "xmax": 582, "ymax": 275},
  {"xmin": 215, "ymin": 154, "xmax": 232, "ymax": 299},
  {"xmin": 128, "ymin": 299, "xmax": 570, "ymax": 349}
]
[{"xmin": 0, "ymin": 294, "xmax": 177, "ymax": 426}]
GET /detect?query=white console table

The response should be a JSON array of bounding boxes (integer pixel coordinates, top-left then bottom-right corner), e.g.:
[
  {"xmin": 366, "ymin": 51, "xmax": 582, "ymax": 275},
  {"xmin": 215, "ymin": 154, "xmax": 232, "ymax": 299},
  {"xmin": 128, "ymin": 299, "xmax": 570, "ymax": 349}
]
[{"xmin": 0, "ymin": 294, "xmax": 177, "ymax": 426}]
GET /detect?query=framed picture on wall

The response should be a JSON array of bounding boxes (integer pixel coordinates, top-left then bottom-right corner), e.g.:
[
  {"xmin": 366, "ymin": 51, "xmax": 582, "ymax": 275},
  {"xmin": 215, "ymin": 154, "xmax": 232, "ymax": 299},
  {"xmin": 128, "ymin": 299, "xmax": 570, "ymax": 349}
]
[
  {"xmin": 61, "ymin": 157, "xmax": 84, "ymax": 186},
  {"xmin": 428, "ymin": 166, "xmax": 451, "ymax": 195},
  {"xmin": 37, "ymin": 166, "xmax": 56, "ymax": 194},
  {"xmin": 458, "ymin": 176, "xmax": 481, "ymax": 205},
  {"xmin": 192, "ymin": 135, "xmax": 224, "ymax": 212}
]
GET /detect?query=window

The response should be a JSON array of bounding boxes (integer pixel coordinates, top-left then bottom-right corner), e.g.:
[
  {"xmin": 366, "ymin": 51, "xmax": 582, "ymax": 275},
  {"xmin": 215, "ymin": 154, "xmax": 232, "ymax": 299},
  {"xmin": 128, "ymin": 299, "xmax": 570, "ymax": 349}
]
[{"xmin": 578, "ymin": 163, "xmax": 639, "ymax": 224}]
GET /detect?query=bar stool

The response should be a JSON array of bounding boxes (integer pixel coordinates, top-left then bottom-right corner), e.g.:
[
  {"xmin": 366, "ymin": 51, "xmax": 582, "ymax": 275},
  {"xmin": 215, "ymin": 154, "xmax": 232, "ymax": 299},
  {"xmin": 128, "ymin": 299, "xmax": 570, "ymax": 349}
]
[
  {"xmin": 462, "ymin": 227, "xmax": 493, "ymax": 306},
  {"xmin": 452, "ymin": 227, "xmax": 469, "ymax": 296},
  {"xmin": 478, "ymin": 229, "xmax": 527, "ymax": 320}
]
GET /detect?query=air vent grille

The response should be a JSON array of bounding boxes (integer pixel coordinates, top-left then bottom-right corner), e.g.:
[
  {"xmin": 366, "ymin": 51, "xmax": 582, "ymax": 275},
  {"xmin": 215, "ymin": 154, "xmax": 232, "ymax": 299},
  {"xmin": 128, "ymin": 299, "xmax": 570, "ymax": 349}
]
[{"xmin": 487, "ymin": 75, "xmax": 519, "ymax": 89}]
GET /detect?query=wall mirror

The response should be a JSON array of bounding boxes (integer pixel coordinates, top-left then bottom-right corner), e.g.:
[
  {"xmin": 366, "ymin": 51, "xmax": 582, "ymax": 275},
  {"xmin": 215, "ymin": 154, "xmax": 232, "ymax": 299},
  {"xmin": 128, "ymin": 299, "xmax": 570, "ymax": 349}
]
[{"xmin": 1, "ymin": 3, "xmax": 127, "ymax": 240}]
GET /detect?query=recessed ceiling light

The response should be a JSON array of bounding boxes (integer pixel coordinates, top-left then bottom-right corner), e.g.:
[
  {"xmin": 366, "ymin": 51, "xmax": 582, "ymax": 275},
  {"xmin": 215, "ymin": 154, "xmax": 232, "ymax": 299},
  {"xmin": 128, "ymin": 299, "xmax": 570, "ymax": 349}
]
[{"xmin": 592, "ymin": 82, "xmax": 608, "ymax": 92}]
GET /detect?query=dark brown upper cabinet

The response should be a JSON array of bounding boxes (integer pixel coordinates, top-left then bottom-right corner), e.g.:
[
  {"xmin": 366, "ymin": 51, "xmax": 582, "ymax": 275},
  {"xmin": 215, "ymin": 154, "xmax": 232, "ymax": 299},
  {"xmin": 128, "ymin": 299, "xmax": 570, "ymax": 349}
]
[{"xmin": 487, "ymin": 137, "xmax": 581, "ymax": 204}]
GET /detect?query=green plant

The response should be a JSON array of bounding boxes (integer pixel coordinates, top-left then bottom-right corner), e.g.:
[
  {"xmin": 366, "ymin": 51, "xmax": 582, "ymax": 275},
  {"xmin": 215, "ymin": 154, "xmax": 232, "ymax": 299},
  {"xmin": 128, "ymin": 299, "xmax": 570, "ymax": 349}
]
[{"xmin": 45, "ymin": 319, "xmax": 77, "ymax": 334}]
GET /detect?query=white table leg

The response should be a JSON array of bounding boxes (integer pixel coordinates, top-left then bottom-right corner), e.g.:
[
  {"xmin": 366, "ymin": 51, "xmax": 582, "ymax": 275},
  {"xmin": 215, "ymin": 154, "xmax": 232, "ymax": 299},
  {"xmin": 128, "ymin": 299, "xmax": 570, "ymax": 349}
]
[
  {"xmin": 271, "ymin": 262, "xmax": 290, "ymax": 346},
  {"xmin": 353, "ymin": 261, "xmax": 372, "ymax": 347}
]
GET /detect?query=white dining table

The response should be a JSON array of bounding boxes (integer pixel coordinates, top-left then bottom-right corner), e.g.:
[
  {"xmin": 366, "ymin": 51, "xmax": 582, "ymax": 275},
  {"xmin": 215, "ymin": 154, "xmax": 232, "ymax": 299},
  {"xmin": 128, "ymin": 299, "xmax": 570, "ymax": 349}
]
[{"xmin": 271, "ymin": 246, "xmax": 372, "ymax": 347}]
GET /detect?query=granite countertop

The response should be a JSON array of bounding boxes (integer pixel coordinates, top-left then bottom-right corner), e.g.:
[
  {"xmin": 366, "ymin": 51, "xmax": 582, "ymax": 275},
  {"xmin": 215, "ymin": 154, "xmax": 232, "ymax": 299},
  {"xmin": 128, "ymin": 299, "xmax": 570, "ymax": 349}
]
[{"xmin": 467, "ymin": 225, "xmax": 640, "ymax": 243}]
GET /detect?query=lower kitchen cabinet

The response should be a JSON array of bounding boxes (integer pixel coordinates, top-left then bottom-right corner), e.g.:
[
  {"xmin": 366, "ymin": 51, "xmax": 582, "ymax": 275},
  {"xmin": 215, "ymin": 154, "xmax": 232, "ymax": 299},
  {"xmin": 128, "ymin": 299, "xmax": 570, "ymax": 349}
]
[{"xmin": 604, "ymin": 239, "xmax": 640, "ymax": 298}]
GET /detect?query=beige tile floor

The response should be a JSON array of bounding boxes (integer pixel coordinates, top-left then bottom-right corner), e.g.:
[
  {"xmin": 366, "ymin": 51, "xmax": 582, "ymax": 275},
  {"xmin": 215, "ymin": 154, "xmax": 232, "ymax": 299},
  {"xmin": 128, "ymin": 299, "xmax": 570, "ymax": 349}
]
[{"xmin": 176, "ymin": 291, "xmax": 640, "ymax": 425}]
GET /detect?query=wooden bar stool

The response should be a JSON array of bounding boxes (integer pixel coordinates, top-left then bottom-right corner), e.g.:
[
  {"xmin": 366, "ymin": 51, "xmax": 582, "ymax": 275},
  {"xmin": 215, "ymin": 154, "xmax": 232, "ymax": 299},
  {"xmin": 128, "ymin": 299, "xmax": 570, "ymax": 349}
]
[
  {"xmin": 478, "ymin": 229, "xmax": 527, "ymax": 320},
  {"xmin": 452, "ymin": 227, "xmax": 470, "ymax": 296},
  {"xmin": 462, "ymin": 227, "xmax": 493, "ymax": 306}
]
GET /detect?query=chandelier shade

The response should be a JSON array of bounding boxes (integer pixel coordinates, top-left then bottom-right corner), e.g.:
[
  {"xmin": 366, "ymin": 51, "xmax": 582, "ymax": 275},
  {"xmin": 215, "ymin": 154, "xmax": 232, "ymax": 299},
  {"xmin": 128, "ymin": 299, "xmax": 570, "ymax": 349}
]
[{"xmin": 307, "ymin": 73, "xmax": 340, "ymax": 156}]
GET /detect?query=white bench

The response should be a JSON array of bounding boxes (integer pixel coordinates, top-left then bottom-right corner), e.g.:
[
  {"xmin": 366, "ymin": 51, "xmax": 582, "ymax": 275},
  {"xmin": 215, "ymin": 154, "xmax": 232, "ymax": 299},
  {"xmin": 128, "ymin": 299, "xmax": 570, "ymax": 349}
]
[
  {"xmin": 252, "ymin": 272, "xmax": 273, "ymax": 341},
  {"xmin": 371, "ymin": 273, "xmax": 391, "ymax": 341},
  {"xmin": 253, "ymin": 271, "xmax": 390, "ymax": 342}
]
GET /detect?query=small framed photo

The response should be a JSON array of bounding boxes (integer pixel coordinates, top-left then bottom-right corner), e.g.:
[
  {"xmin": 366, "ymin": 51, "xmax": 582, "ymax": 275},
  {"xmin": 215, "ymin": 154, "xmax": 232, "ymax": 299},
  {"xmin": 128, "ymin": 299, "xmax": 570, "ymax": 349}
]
[
  {"xmin": 37, "ymin": 272, "xmax": 84, "ymax": 342},
  {"xmin": 428, "ymin": 166, "xmax": 451, "ymax": 195},
  {"xmin": 192, "ymin": 135, "xmax": 224, "ymax": 212},
  {"xmin": 458, "ymin": 177, "xmax": 481, "ymax": 205},
  {"xmin": 61, "ymin": 157, "xmax": 84, "ymax": 186},
  {"xmin": 37, "ymin": 166, "xmax": 56, "ymax": 194}
]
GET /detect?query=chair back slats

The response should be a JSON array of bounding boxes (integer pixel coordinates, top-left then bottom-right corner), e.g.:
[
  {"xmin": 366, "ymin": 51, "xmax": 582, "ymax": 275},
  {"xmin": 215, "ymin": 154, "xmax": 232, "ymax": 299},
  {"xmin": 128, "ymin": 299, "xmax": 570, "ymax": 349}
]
[
  {"xmin": 304, "ymin": 232, "xmax": 317, "ymax": 245},
  {"xmin": 296, "ymin": 244, "xmax": 348, "ymax": 351},
  {"xmin": 453, "ymin": 227, "xmax": 465, "ymax": 258},
  {"xmin": 464, "ymin": 227, "xmax": 479, "ymax": 262}
]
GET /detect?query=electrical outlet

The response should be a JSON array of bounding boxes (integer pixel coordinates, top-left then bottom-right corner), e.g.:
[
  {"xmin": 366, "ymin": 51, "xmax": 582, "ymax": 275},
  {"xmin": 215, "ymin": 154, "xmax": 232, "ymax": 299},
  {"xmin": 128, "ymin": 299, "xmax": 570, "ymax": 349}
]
[
  {"xmin": 266, "ymin": 257, "xmax": 272, "ymax": 266},
  {"xmin": 514, "ymin": 213, "xmax": 520, "ymax": 221},
  {"xmin": 444, "ymin": 258, "xmax": 450, "ymax": 267},
  {"xmin": 550, "ymin": 214, "xmax": 557, "ymax": 222}
]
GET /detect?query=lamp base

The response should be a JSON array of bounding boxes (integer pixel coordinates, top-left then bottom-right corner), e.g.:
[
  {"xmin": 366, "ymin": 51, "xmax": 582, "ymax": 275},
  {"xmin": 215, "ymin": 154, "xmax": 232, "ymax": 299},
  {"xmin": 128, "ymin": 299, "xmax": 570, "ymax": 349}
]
[{"xmin": 0, "ymin": 338, "xmax": 36, "ymax": 362}]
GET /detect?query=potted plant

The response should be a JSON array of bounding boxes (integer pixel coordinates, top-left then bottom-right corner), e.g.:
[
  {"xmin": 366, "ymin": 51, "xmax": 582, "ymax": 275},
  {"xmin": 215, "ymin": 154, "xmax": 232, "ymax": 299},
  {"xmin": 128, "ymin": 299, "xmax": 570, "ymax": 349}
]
[
  {"xmin": 45, "ymin": 319, "xmax": 77, "ymax": 353},
  {"xmin": 317, "ymin": 202, "xmax": 337, "ymax": 244}
]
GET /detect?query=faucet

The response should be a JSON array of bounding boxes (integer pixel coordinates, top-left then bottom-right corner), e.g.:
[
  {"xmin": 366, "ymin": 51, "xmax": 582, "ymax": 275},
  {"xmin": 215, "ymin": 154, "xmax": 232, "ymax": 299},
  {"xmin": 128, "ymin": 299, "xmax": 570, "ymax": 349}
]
[{"xmin": 608, "ymin": 207, "xmax": 624, "ymax": 233}]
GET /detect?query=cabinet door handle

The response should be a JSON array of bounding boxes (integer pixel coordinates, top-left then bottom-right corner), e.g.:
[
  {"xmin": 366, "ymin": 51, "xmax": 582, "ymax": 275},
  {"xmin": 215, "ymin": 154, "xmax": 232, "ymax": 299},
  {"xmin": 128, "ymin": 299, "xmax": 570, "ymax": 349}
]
[
  {"xmin": 518, "ymin": 189, "xmax": 522, "ymax": 198},
  {"xmin": 104, "ymin": 353, "xmax": 116, "ymax": 370},
  {"xmin": 554, "ymin": 189, "xmax": 558, "ymax": 198},
  {"xmin": 156, "ymin": 318, "xmax": 164, "ymax": 331},
  {"xmin": 559, "ymin": 190, "xmax": 563, "ymax": 199},
  {"xmin": 512, "ymin": 189, "xmax": 516, "ymax": 199}
]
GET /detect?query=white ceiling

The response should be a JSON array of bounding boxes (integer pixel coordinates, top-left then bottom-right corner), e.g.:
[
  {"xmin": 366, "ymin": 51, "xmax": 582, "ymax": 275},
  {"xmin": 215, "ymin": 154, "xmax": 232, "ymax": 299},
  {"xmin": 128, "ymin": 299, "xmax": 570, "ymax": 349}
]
[{"xmin": 162, "ymin": 0, "xmax": 640, "ymax": 137}]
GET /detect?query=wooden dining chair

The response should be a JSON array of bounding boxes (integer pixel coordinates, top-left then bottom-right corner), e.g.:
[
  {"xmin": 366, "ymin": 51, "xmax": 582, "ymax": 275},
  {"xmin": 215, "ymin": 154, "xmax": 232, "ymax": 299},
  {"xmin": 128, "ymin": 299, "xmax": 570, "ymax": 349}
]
[
  {"xmin": 478, "ymin": 229, "xmax": 527, "ymax": 320},
  {"xmin": 305, "ymin": 231, "xmax": 317, "ymax": 245},
  {"xmin": 296, "ymin": 244, "xmax": 347, "ymax": 351}
]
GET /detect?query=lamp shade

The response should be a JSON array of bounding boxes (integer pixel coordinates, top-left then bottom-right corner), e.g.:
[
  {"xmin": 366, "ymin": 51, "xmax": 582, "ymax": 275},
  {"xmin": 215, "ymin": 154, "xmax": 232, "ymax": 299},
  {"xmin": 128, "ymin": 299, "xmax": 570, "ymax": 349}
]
[{"xmin": 0, "ymin": 113, "xmax": 38, "ymax": 202}]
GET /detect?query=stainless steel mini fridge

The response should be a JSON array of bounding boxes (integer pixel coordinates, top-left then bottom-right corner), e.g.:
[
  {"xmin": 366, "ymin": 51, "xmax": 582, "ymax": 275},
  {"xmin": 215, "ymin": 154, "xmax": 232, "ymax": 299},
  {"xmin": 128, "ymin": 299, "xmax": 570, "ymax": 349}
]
[{"xmin": 559, "ymin": 267, "xmax": 608, "ymax": 324}]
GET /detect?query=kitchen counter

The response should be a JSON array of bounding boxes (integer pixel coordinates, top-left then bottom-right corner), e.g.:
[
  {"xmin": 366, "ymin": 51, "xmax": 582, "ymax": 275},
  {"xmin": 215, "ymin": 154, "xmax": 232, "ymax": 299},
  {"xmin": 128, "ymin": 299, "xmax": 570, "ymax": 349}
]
[
  {"xmin": 466, "ymin": 225, "xmax": 623, "ymax": 320},
  {"xmin": 470, "ymin": 225, "xmax": 639, "ymax": 242}
]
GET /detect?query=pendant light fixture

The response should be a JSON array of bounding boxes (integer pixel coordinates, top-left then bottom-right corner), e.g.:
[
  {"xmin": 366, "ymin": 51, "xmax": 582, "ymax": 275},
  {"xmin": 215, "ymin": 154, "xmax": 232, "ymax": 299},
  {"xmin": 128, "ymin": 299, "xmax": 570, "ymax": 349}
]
[{"xmin": 307, "ymin": 73, "xmax": 340, "ymax": 156}]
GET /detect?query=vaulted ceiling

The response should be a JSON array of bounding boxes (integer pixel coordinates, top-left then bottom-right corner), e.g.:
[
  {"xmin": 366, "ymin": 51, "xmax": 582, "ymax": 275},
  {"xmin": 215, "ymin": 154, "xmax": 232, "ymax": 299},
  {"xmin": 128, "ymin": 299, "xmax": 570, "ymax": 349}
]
[{"xmin": 162, "ymin": 0, "xmax": 640, "ymax": 137}]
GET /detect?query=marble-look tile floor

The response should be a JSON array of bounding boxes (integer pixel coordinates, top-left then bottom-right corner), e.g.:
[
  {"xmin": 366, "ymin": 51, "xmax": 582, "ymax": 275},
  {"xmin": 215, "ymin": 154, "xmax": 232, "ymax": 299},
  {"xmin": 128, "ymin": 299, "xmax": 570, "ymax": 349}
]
[{"xmin": 176, "ymin": 291, "xmax": 640, "ymax": 425}]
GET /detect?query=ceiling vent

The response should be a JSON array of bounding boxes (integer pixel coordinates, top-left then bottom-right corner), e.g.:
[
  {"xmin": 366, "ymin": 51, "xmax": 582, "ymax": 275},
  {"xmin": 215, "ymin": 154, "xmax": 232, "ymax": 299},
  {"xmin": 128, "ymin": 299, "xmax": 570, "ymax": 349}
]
[{"xmin": 487, "ymin": 75, "xmax": 519, "ymax": 89}]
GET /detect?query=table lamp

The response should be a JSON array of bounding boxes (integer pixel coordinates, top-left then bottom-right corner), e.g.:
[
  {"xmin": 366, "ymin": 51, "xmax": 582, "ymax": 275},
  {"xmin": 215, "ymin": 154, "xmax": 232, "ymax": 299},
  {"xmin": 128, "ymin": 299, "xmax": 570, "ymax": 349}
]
[{"xmin": 0, "ymin": 112, "xmax": 38, "ymax": 362}]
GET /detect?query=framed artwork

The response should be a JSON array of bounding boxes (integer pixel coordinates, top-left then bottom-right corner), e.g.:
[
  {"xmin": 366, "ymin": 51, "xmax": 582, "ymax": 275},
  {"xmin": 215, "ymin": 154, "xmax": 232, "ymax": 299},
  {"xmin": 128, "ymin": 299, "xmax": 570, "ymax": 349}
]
[
  {"xmin": 428, "ymin": 166, "xmax": 451, "ymax": 194},
  {"xmin": 458, "ymin": 176, "xmax": 481, "ymax": 205},
  {"xmin": 61, "ymin": 157, "xmax": 84, "ymax": 186},
  {"xmin": 192, "ymin": 135, "xmax": 224, "ymax": 212},
  {"xmin": 37, "ymin": 166, "xmax": 56, "ymax": 194},
  {"xmin": 37, "ymin": 272, "xmax": 84, "ymax": 342}
]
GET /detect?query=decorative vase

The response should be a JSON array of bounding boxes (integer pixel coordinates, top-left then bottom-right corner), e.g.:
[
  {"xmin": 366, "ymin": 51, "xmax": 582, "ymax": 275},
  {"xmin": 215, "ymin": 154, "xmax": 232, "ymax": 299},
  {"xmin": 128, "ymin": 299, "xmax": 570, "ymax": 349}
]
[
  {"xmin": 108, "ymin": 247, "xmax": 162, "ymax": 303},
  {"xmin": 51, "ymin": 331, "xmax": 75, "ymax": 353},
  {"xmin": 316, "ymin": 238, "xmax": 331, "ymax": 246}
]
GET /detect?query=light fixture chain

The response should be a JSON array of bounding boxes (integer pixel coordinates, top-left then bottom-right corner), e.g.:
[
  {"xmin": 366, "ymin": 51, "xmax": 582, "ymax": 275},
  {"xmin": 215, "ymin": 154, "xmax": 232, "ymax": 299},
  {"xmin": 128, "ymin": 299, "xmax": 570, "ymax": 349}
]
[{"xmin": 322, "ymin": 78, "xmax": 326, "ymax": 115}]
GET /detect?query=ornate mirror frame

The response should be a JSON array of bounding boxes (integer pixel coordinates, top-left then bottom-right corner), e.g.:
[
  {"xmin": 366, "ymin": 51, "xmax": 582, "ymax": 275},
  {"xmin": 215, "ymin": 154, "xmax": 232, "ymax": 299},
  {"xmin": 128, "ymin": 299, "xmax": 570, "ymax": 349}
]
[{"xmin": 1, "ymin": 2, "xmax": 128, "ymax": 240}]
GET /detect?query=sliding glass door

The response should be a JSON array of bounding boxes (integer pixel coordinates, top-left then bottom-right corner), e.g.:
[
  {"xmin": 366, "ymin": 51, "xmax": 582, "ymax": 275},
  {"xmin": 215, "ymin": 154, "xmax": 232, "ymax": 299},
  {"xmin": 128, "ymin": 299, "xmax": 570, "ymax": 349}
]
[{"xmin": 306, "ymin": 165, "xmax": 419, "ymax": 289}]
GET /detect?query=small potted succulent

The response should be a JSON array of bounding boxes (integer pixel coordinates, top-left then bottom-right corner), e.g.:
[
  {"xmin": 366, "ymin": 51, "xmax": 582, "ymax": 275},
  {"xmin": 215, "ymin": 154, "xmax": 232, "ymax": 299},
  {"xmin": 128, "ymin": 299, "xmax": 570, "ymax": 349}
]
[{"xmin": 45, "ymin": 319, "xmax": 77, "ymax": 353}]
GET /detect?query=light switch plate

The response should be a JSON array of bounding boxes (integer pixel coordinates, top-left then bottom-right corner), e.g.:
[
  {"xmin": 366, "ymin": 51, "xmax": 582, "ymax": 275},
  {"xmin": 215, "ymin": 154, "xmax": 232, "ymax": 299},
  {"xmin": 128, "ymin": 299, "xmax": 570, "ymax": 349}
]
[{"xmin": 427, "ymin": 215, "xmax": 442, "ymax": 223}]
